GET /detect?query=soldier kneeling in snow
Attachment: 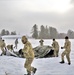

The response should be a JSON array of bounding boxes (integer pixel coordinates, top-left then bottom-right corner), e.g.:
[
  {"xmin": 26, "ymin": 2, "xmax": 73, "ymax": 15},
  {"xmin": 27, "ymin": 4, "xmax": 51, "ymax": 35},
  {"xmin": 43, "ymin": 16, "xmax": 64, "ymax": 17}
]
[
  {"xmin": 39, "ymin": 39, "xmax": 44, "ymax": 46},
  {"xmin": 6, "ymin": 45, "xmax": 13, "ymax": 52},
  {"xmin": 5, "ymin": 44, "xmax": 17, "ymax": 57}
]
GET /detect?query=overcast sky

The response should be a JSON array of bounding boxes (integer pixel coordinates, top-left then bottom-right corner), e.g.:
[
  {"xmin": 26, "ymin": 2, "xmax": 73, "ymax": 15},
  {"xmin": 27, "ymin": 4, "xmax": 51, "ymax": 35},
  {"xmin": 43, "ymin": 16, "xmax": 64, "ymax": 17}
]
[{"xmin": 0, "ymin": 0, "xmax": 74, "ymax": 35}]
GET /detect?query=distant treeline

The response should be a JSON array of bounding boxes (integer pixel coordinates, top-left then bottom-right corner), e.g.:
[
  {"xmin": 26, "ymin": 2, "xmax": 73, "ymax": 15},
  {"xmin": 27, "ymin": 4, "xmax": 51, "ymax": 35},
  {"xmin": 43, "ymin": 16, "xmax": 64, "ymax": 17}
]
[
  {"xmin": 0, "ymin": 29, "xmax": 17, "ymax": 36},
  {"xmin": 31, "ymin": 24, "xmax": 74, "ymax": 39}
]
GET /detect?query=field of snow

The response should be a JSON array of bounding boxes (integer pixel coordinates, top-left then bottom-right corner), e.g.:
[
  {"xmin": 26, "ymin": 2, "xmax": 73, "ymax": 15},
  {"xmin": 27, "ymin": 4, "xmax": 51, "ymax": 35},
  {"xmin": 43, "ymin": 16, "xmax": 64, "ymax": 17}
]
[{"xmin": 0, "ymin": 38, "xmax": 74, "ymax": 75}]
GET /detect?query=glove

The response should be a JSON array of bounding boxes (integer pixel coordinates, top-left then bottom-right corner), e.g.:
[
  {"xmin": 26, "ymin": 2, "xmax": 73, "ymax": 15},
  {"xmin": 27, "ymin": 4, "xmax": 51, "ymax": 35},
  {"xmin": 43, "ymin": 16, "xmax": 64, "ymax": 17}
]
[
  {"xmin": 19, "ymin": 49, "xmax": 23, "ymax": 54},
  {"xmin": 61, "ymin": 47, "xmax": 64, "ymax": 49}
]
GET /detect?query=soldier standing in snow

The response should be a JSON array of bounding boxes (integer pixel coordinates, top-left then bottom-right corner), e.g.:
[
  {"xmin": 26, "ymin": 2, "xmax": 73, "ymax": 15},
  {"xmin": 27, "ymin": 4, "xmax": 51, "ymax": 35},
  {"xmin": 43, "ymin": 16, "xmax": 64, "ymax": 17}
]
[
  {"xmin": 0, "ymin": 39, "xmax": 6, "ymax": 55},
  {"xmin": 60, "ymin": 36, "xmax": 71, "ymax": 65},
  {"xmin": 52, "ymin": 39, "xmax": 59, "ymax": 57},
  {"xmin": 14, "ymin": 38, "xmax": 18, "ymax": 49},
  {"xmin": 21, "ymin": 36, "xmax": 37, "ymax": 75}
]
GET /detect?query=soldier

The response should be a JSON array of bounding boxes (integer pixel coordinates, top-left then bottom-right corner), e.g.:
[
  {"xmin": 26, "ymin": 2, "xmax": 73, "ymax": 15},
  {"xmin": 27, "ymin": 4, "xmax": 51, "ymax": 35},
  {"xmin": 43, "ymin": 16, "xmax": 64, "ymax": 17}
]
[
  {"xmin": 14, "ymin": 38, "xmax": 18, "ymax": 49},
  {"xmin": 21, "ymin": 36, "xmax": 37, "ymax": 75},
  {"xmin": 60, "ymin": 36, "xmax": 71, "ymax": 65},
  {"xmin": 52, "ymin": 39, "xmax": 59, "ymax": 57},
  {"xmin": 6, "ymin": 45, "xmax": 13, "ymax": 52},
  {"xmin": 0, "ymin": 39, "xmax": 6, "ymax": 55},
  {"xmin": 39, "ymin": 39, "xmax": 44, "ymax": 46}
]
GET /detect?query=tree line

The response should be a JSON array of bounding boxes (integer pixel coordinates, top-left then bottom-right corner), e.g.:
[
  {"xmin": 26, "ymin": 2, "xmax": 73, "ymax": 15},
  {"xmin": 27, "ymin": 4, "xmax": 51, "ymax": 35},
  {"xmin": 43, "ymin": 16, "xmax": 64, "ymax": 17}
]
[
  {"xmin": 0, "ymin": 29, "xmax": 17, "ymax": 36},
  {"xmin": 31, "ymin": 24, "xmax": 74, "ymax": 39}
]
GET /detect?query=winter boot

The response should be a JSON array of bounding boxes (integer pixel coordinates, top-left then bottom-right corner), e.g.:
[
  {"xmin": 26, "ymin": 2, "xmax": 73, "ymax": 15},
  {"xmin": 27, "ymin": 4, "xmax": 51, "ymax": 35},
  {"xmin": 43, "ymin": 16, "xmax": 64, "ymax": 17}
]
[
  {"xmin": 33, "ymin": 68, "xmax": 37, "ymax": 74},
  {"xmin": 24, "ymin": 71, "xmax": 31, "ymax": 75},
  {"xmin": 24, "ymin": 73, "xmax": 31, "ymax": 75},
  {"xmin": 60, "ymin": 61, "xmax": 65, "ymax": 64},
  {"xmin": 68, "ymin": 62, "xmax": 71, "ymax": 65}
]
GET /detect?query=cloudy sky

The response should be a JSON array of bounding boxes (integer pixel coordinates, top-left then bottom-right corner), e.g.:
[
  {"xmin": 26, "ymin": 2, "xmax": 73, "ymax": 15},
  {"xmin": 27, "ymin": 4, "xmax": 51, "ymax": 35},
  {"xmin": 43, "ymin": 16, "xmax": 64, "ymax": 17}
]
[{"xmin": 0, "ymin": 0, "xmax": 74, "ymax": 35}]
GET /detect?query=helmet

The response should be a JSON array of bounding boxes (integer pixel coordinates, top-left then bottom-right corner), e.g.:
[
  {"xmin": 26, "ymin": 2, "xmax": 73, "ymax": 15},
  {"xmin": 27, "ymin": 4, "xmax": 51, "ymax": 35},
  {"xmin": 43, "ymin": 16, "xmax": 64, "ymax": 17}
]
[{"xmin": 65, "ymin": 36, "xmax": 69, "ymax": 39}]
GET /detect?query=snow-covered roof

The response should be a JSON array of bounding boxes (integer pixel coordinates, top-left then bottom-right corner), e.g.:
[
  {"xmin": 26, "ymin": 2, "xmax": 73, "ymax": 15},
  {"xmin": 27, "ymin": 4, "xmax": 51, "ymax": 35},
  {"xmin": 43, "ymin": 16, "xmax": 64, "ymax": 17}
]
[{"xmin": 2, "ymin": 35, "xmax": 22, "ymax": 39}]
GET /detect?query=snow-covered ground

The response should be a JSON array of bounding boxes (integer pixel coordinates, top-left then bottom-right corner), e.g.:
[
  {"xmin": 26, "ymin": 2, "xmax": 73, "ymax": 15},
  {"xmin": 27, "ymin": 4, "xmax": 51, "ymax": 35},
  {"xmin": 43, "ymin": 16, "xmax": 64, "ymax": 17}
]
[{"xmin": 0, "ymin": 38, "xmax": 74, "ymax": 75}]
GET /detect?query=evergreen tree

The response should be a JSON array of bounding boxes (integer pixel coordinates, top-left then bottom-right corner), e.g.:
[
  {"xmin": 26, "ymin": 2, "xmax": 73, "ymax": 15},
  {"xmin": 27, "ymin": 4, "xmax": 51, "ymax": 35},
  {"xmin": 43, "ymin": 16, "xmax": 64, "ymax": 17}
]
[
  {"xmin": 31, "ymin": 24, "xmax": 38, "ymax": 39},
  {"xmin": 39, "ymin": 25, "xmax": 45, "ymax": 39},
  {"xmin": 49, "ymin": 27, "xmax": 58, "ymax": 39},
  {"xmin": 11, "ymin": 31, "xmax": 16, "ymax": 35},
  {"xmin": 45, "ymin": 26, "xmax": 50, "ymax": 39},
  {"xmin": 67, "ymin": 30, "xmax": 74, "ymax": 39},
  {"xmin": 5, "ymin": 30, "xmax": 10, "ymax": 35},
  {"xmin": 1, "ymin": 29, "xmax": 6, "ymax": 36}
]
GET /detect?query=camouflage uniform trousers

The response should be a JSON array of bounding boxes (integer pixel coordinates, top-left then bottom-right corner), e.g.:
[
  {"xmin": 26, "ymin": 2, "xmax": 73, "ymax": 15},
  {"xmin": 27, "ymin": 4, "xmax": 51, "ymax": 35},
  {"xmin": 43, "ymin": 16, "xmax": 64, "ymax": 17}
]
[
  {"xmin": 24, "ymin": 58, "xmax": 35, "ymax": 73},
  {"xmin": 1, "ymin": 47, "xmax": 6, "ymax": 55},
  {"xmin": 54, "ymin": 50, "xmax": 59, "ymax": 57},
  {"xmin": 61, "ymin": 50, "xmax": 71, "ymax": 63}
]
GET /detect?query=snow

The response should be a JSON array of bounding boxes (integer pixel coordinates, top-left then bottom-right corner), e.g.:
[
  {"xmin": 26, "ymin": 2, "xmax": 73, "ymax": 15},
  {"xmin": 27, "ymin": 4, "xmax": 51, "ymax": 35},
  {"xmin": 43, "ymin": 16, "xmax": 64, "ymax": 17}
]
[
  {"xmin": 0, "ymin": 39, "xmax": 74, "ymax": 75},
  {"xmin": 2, "ymin": 35, "xmax": 22, "ymax": 39}
]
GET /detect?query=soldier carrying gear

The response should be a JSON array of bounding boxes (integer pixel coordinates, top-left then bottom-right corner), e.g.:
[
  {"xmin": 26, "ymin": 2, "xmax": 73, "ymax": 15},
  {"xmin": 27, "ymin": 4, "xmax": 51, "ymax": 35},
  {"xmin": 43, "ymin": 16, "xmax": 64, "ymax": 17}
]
[
  {"xmin": 39, "ymin": 39, "xmax": 44, "ymax": 46},
  {"xmin": 52, "ymin": 39, "xmax": 59, "ymax": 57},
  {"xmin": 60, "ymin": 36, "xmax": 71, "ymax": 65},
  {"xmin": 21, "ymin": 36, "xmax": 37, "ymax": 75}
]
